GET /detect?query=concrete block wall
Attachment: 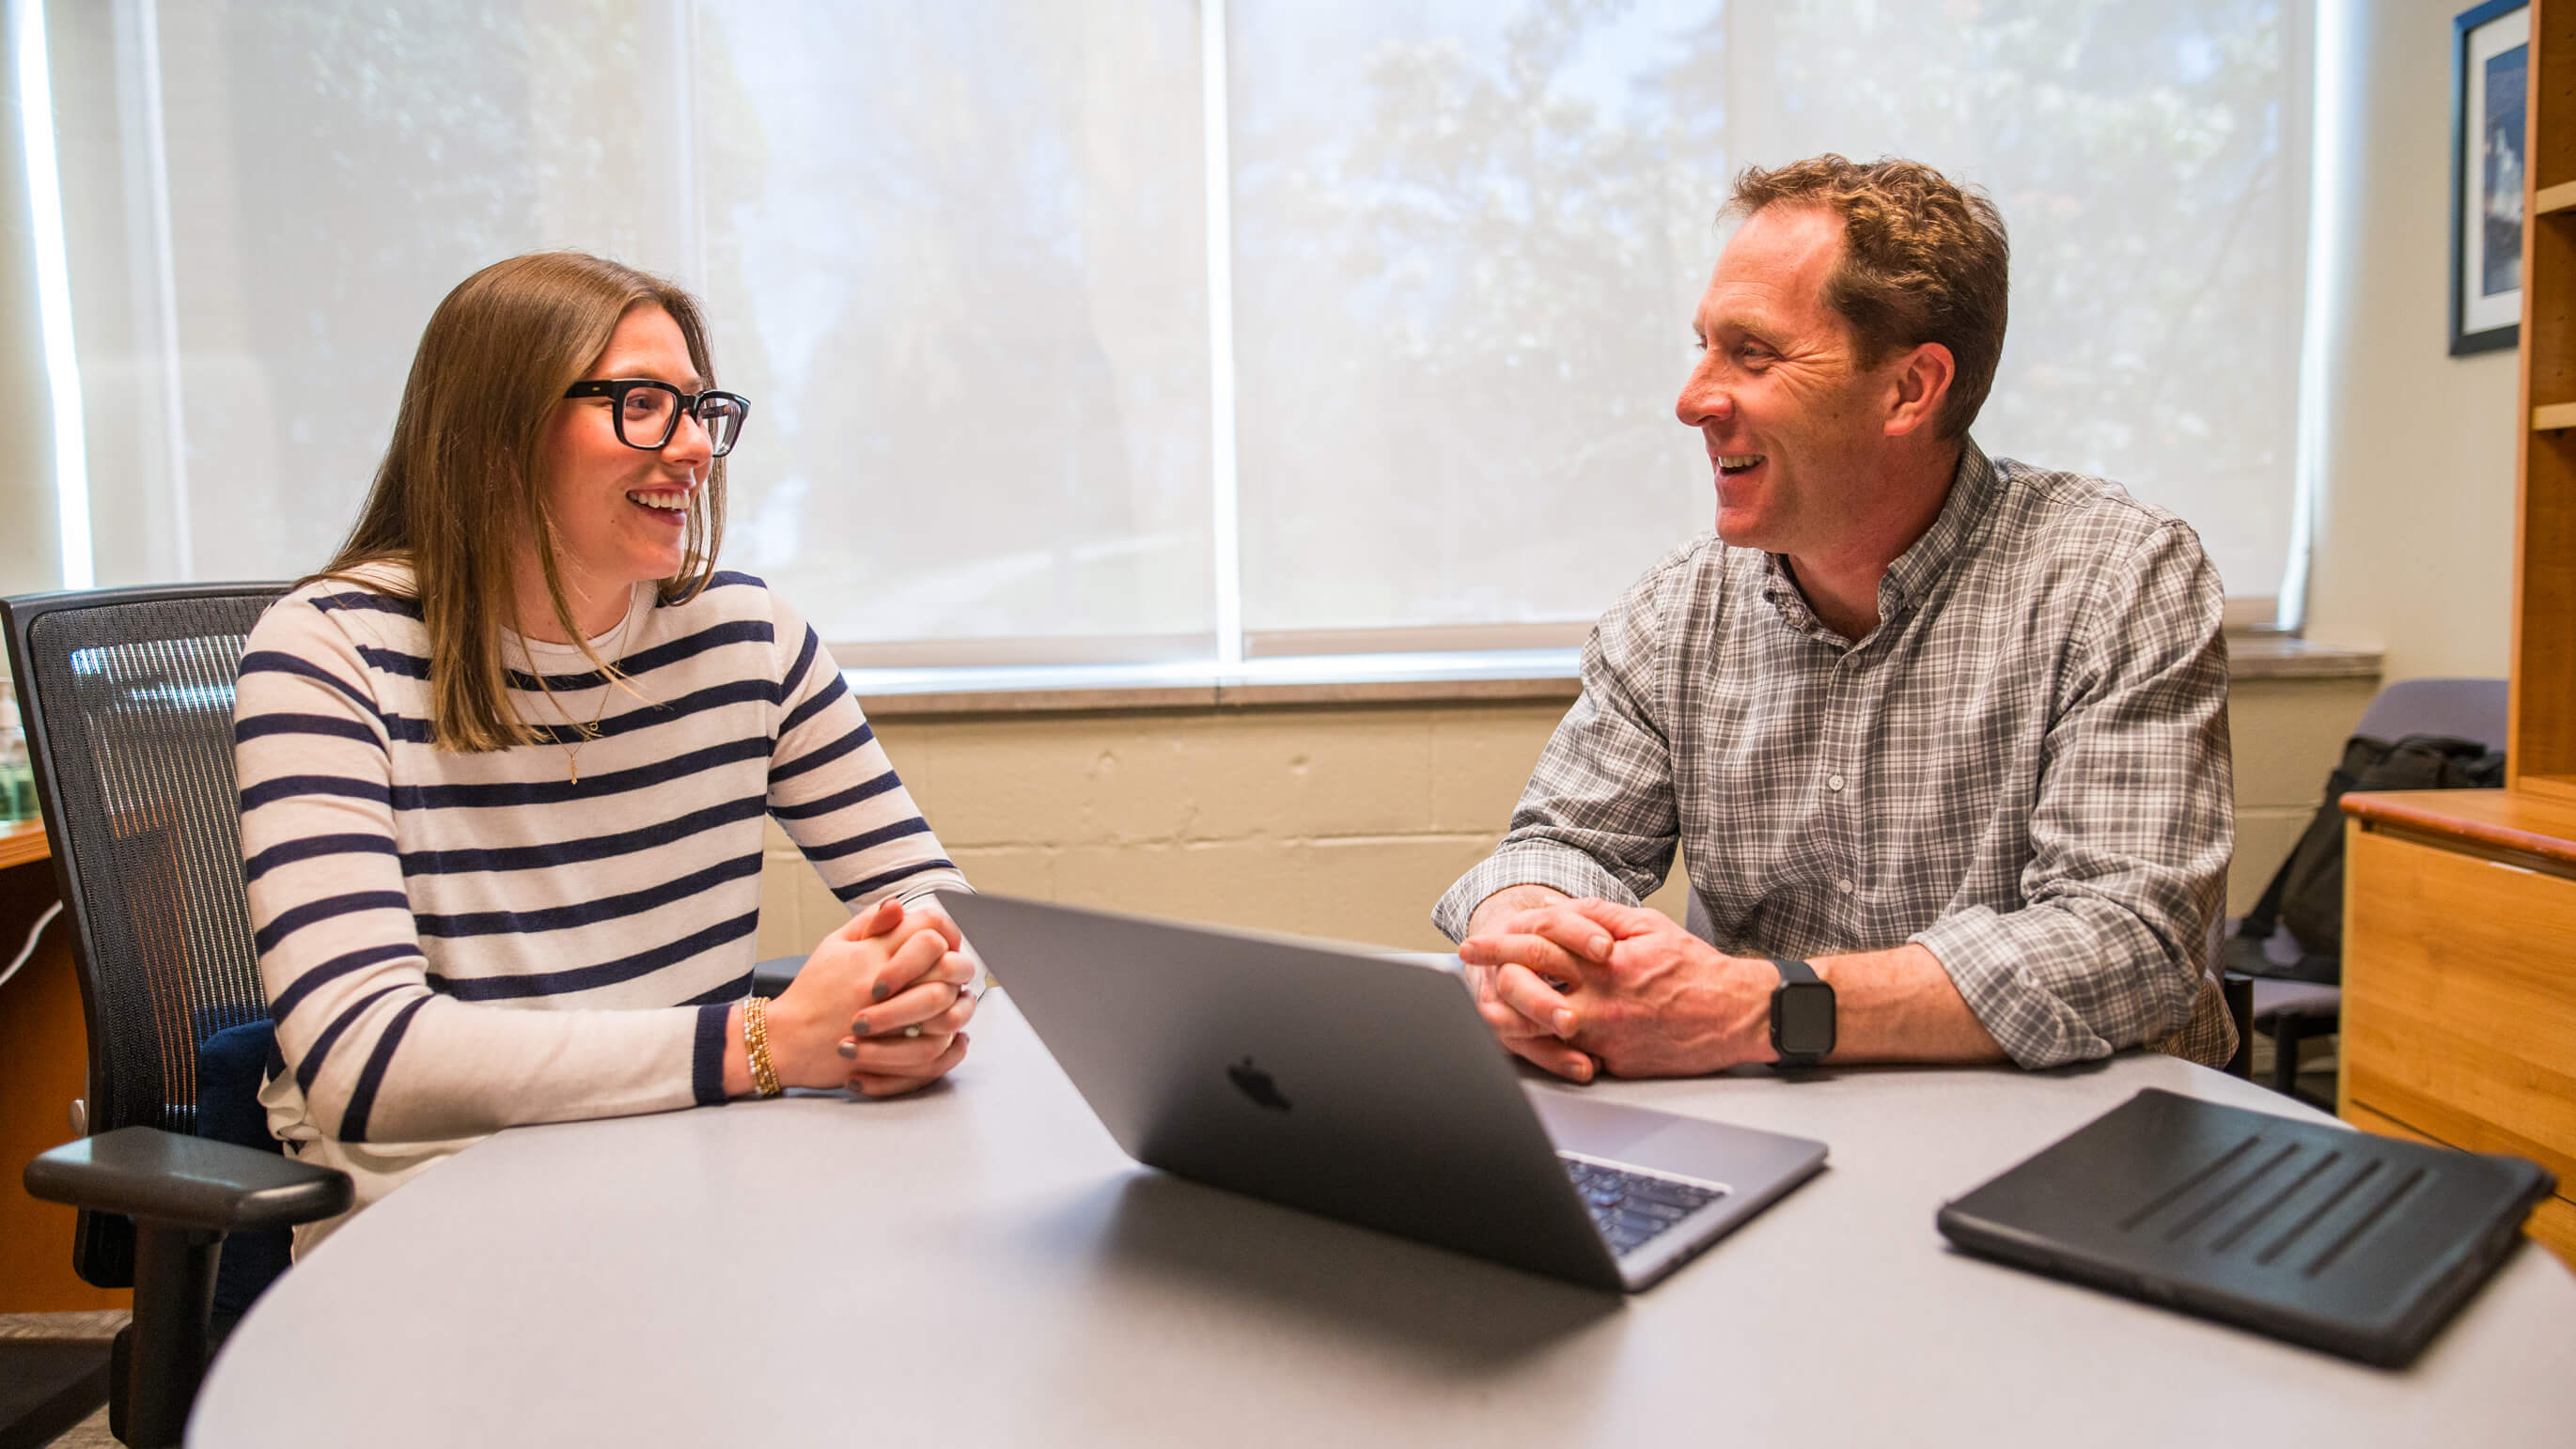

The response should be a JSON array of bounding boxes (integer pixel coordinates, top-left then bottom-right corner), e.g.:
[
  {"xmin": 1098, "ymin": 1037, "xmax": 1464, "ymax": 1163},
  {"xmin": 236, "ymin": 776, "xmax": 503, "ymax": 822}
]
[
  {"xmin": 755, "ymin": 673, "xmax": 2380, "ymax": 963},
  {"xmin": 2225, "ymin": 675, "xmax": 2379, "ymax": 911},
  {"xmin": 754, "ymin": 700, "xmax": 1699, "ymax": 958}
]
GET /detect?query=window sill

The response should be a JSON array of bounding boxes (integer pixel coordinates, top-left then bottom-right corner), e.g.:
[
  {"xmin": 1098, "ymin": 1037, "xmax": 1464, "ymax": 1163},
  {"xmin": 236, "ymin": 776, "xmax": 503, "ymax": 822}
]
[
  {"xmin": 851, "ymin": 637, "xmax": 2381, "ymax": 718},
  {"xmin": 2226, "ymin": 635, "xmax": 2383, "ymax": 681},
  {"xmin": 851, "ymin": 649, "xmax": 1586, "ymax": 717}
]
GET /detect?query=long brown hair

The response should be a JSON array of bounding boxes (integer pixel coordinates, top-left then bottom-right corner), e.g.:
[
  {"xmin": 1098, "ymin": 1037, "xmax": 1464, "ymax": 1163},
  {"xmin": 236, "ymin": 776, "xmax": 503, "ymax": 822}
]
[{"xmin": 314, "ymin": 252, "xmax": 729, "ymax": 752}]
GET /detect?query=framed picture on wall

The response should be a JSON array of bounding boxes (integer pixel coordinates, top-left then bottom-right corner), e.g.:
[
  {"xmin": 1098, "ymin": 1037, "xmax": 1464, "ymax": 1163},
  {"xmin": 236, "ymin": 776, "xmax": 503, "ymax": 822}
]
[{"xmin": 2454, "ymin": 0, "xmax": 2530, "ymax": 356}]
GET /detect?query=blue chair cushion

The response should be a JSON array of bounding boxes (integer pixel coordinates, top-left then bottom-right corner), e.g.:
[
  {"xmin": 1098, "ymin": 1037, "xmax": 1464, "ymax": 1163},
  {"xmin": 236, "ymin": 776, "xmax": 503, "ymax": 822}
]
[{"xmin": 193, "ymin": 1021, "xmax": 293, "ymax": 1323}]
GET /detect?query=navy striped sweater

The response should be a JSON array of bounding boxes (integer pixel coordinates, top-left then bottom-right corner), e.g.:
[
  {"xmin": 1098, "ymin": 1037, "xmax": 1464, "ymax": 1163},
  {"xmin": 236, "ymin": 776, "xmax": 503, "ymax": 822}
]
[{"xmin": 237, "ymin": 565, "xmax": 965, "ymax": 1232}]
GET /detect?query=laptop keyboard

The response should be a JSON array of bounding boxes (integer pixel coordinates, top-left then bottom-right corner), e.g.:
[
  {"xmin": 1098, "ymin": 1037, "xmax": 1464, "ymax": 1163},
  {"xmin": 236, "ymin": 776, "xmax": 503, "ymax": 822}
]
[{"xmin": 1561, "ymin": 1155, "xmax": 1728, "ymax": 1256}]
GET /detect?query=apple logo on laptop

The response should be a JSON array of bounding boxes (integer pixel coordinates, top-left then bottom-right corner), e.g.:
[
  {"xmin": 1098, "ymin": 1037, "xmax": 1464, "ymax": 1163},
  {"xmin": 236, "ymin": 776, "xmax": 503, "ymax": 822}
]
[{"xmin": 1227, "ymin": 1056, "xmax": 1291, "ymax": 1112}]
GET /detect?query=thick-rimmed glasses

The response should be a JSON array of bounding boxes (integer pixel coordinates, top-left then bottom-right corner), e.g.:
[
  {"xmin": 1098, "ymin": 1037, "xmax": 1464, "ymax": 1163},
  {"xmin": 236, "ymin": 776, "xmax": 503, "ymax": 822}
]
[{"xmin": 562, "ymin": 379, "xmax": 752, "ymax": 457}]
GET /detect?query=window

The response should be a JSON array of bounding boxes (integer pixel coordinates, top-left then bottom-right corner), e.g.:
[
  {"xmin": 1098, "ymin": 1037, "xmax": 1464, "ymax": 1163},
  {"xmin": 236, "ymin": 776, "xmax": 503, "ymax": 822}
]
[{"xmin": 40, "ymin": 0, "xmax": 2308, "ymax": 674}]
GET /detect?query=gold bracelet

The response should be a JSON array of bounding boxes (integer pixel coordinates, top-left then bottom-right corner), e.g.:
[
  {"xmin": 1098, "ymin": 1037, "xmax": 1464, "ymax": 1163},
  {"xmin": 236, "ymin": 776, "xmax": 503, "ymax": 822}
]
[{"xmin": 743, "ymin": 996, "xmax": 783, "ymax": 1098}]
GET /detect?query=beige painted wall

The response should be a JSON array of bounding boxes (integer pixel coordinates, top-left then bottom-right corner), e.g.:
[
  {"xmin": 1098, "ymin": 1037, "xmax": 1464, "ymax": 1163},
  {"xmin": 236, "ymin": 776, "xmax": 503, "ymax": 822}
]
[
  {"xmin": 2229, "ymin": 674, "xmax": 2378, "ymax": 908},
  {"xmin": 754, "ymin": 673, "xmax": 2379, "ymax": 963},
  {"xmin": 2301, "ymin": 0, "xmax": 2521, "ymax": 681}
]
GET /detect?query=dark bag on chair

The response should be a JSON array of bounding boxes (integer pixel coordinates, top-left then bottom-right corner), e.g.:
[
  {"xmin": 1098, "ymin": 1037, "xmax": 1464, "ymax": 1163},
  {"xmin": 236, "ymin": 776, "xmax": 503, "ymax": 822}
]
[{"xmin": 2225, "ymin": 733, "xmax": 2505, "ymax": 983}]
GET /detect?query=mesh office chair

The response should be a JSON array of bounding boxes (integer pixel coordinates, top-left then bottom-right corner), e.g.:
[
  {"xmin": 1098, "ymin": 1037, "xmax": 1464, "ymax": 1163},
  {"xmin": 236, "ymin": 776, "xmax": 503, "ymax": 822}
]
[{"xmin": 3, "ymin": 584, "xmax": 351, "ymax": 1449}]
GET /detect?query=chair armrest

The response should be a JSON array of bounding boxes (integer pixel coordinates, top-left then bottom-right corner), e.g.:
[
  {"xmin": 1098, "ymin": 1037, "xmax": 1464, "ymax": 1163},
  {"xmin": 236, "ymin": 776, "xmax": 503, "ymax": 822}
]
[
  {"xmin": 24, "ymin": 1126, "xmax": 351, "ymax": 1233},
  {"xmin": 2220, "ymin": 971, "xmax": 2255, "ymax": 1079},
  {"xmin": 2250, "ymin": 980, "xmax": 2343, "ymax": 1027}
]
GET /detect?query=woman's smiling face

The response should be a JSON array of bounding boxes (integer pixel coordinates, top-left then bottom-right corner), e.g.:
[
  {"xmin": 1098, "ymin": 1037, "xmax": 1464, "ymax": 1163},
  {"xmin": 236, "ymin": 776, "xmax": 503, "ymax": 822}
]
[{"xmin": 535, "ymin": 303, "xmax": 712, "ymax": 612}]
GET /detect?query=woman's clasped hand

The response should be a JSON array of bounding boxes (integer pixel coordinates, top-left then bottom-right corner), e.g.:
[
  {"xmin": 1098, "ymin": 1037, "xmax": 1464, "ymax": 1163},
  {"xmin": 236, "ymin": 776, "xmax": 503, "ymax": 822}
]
[{"xmin": 761, "ymin": 898, "xmax": 979, "ymax": 1098}]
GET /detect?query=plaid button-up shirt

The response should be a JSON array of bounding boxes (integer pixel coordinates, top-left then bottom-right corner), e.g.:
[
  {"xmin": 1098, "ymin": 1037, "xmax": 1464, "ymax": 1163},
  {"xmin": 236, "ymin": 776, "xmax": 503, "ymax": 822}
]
[{"xmin": 1435, "ymin": 442, "xmax": 2236, "ymax": 1068}]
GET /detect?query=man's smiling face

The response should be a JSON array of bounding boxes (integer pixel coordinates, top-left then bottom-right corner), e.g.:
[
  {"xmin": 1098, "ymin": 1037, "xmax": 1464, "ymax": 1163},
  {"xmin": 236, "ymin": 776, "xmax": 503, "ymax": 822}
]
[{"xmin": 1675, "ymin": 205, "xmax": 1897, "ymax": 558}]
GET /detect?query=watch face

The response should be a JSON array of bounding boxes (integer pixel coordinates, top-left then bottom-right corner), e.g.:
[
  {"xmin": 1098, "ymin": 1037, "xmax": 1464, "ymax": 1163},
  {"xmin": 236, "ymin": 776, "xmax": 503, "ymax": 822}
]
[{"xmin": 1774, "ymin": 981, "xmax": 1836, "ymax": 1055}]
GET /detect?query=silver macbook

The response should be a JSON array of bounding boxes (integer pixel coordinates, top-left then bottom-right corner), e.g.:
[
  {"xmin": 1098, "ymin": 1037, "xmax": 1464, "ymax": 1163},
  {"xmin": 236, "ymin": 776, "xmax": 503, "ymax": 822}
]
[{"xmin": 938, "ymin": 891, "xmax": 1828, "ymax": 1292}]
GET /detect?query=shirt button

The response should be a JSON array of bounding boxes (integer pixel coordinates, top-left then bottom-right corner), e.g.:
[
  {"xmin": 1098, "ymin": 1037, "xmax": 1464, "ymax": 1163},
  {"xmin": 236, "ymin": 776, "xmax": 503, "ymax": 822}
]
[
  {"xmin": 1826, "ymin": 773, "xmax": 1846, "ymax": 792},
  {"xmin": 1835, "ymin": 878, "xmax": 1855, "ymax": 894}
]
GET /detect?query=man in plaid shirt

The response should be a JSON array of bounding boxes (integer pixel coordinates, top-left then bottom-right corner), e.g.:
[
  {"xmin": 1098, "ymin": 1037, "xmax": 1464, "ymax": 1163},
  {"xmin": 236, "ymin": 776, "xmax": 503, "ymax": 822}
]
[{"xmin": 1435, "ymin": 155, "xmax": 2235, "ymax": 1076}]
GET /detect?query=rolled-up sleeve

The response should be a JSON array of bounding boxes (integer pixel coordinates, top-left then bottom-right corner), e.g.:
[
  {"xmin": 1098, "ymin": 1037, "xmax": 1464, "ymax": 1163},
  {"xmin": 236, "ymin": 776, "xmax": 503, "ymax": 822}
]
[
  {"xmin": 1912, "ymin": 521, "xmax": 2233, "ymax": 1067},
  {"xmin": 1433, "ymin": 552, "xmax": 1691, "ymax": 941}
]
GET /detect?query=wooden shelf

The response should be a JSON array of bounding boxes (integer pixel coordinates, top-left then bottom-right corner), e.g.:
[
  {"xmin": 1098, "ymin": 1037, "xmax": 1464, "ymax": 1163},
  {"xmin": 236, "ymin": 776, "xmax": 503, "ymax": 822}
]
[
  {"xmin": 2345, "ymin": 787, "xmax": 2576, "ymax": 868},
  {"xmin": 0, "ymin": 819, "xmax": 47, "ymax": 873},
  {"xmin": 2337, "ymin": 0, "xmax": 2576, "ymax": 1282}
]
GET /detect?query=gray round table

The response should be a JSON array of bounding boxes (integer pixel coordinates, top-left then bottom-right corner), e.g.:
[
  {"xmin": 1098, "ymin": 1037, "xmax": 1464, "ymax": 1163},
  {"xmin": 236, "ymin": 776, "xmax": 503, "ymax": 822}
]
[{"xmin": 190, "ymin": 991, "xmax": 2576, "ymax": 1446}]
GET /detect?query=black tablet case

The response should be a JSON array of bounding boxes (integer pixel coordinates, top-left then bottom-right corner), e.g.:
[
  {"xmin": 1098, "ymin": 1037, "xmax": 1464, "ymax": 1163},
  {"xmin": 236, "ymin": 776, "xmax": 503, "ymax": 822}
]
[{"xmin": 1937, "ymin": 1088, "xmax": 2555, "ymax": 1366}]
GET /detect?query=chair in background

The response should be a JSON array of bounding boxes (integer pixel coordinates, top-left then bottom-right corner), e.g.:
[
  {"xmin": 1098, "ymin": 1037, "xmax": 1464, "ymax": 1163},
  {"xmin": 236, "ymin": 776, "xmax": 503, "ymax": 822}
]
[
  {"xmin": 753, "ymin": 957, "xmax": 804, "ymax": 998},
  {"xmin": 3, "ymin": 584, "xmax": 351, "ymax": 1449},
  {"xmin": 1684, "ymin": 890, "xmax": 1716, "ymax": 948},
  {"xmin": 2233, "ymin": 677, "xmax": 2510, "ymax": 1110}
]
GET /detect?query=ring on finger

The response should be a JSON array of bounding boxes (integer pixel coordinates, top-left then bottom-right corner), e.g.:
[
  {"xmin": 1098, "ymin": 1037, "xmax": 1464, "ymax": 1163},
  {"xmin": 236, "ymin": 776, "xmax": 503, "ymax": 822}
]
[{"xmin": 903, "ymin": 1023, "xmax": 922, "ymax": 1038}]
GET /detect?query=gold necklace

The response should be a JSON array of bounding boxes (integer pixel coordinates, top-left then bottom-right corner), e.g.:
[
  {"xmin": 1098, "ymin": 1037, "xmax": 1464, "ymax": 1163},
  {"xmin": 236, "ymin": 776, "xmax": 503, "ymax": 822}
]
[
  {"xmin": 560, "ymin": 690, "xmax": 613, "ymax": 784},
  {"xmin": 557, "ymin": 604, "xmax": 633, "ymax": 785}
]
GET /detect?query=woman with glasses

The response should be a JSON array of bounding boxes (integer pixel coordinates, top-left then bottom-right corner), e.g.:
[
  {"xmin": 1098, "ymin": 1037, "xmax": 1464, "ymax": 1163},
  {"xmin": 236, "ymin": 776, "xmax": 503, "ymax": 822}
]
[{"xmin": 233, "ymin": 252, "xmax": 976, "ymax": 1249}]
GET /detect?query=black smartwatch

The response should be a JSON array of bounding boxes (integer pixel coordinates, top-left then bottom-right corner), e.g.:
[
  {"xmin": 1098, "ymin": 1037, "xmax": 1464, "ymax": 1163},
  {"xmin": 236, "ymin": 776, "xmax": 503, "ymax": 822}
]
[{"xmin": 1768, "ymin": 957, "xmax": 1836, "ymax": 1069}]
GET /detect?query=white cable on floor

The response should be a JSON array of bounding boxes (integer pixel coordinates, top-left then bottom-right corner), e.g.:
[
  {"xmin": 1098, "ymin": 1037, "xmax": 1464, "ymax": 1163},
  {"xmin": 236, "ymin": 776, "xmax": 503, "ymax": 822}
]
[{"xmin": 0, "ymin": 899, "xmax": 63, "ymax": 991}]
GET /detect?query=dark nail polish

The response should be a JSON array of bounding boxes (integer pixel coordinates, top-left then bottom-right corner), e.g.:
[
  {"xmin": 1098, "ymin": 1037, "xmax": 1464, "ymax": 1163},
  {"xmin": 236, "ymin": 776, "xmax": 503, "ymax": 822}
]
[
  {"xmin": 835, "ymin": 1041, "xmax": 857, "ymax": 1059},
  {"xmin": 851, "ymin": 1018, "xmax": 868, "ymax": 1036},
  {"xmin": 871, "ymin": 981, "xmax": 893, "ymax": 1001}
]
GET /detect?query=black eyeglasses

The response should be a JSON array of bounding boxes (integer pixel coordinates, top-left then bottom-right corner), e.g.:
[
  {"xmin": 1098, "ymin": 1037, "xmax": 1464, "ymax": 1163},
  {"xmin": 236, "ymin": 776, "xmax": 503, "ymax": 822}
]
[{"xmin": 562, "ymin": 379, "xmax": 752, "ymax": 457}]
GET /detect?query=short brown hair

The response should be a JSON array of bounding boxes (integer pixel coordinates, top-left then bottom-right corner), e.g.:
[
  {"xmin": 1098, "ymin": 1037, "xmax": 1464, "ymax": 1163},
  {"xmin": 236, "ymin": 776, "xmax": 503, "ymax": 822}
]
[
  {"xmin": 1725, "ymin": 155, "xmax": 2008, "ymax": 439},
  {"xmin": 315, "ymin": 252, "xmax": 729, "ymax": 752}
]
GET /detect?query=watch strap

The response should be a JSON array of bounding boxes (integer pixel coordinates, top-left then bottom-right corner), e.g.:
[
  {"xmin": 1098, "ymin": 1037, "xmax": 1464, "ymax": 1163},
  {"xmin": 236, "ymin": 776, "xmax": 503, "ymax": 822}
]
[{"xmin": 1770, "ymin": 956, "xmax": 1822, "ymax": 987}]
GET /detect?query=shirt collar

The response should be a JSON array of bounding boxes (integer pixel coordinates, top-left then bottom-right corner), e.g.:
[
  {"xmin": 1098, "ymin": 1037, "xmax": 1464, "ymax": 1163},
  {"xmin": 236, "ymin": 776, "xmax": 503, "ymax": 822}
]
[
  {"xmin": 1877, "ymin": 438, "xmax": 1999, "ymax": 613},
  {"xmin": 1757, "ymin": 438, "xmax": 2000, "ymax": 642}
]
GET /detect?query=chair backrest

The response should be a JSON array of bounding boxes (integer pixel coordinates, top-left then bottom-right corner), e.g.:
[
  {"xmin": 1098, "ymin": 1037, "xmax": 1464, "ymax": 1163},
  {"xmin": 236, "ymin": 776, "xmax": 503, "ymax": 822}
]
[
  {"xmin": 2, "ymin": 583, "xmax": 288, "ymax": 1282},
  {"xmin": 2352, "ymin": 678, "xmax": 2510, "ymax": 754}
]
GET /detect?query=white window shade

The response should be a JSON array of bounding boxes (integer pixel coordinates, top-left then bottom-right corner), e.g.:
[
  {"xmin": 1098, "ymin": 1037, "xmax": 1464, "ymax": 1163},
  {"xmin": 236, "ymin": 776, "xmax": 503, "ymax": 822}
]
[
  {"xmin": 1229, "ymin": 0, "xmax": 2308, "ymax": 643},
  {"xmin": 54, "ymin": 0, "xmax": 1212, "ymax": 651},
  {"xmin": 45, "ymin": 0, "xmax": 2306, "ymax": 669},
  {"xmin": 695, "ymin": 2, "xmax": 1213, "ymax": 649},
  {"xmin": 1727, "ymin": 1, "xmax": 2311, "ymax": 609},
  {"xmin": 57, "ymin": 1, "xmax": 721, "ymax": 587}
]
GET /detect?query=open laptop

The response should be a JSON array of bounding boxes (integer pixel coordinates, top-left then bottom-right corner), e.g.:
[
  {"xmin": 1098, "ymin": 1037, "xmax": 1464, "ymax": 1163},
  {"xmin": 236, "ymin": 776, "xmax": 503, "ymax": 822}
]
[{"xmin": 938, "ymin": 891, "xmax": 1827, "ymax": 1292}]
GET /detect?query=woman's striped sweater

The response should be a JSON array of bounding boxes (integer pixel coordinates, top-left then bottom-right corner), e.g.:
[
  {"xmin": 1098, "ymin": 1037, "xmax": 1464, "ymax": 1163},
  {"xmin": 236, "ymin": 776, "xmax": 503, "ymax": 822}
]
[{"xmin": 236, "ymin": 564, "xmax": 965, "ymax": 1238}]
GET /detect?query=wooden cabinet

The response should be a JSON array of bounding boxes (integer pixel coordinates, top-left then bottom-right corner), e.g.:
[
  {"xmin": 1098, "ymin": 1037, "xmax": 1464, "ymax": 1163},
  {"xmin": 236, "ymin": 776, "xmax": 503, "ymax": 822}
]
[
  {"xmin": 2333, "ymin": 0, "xmax": 2576, "ymax": 1270},
  {"xmin": 2339, "ymin": 795, "xmax": 2576, "ymax": 1268},
  {"xmin": 2526, "ymin": 0, "xmax": 2576, "ymax": 806}
]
